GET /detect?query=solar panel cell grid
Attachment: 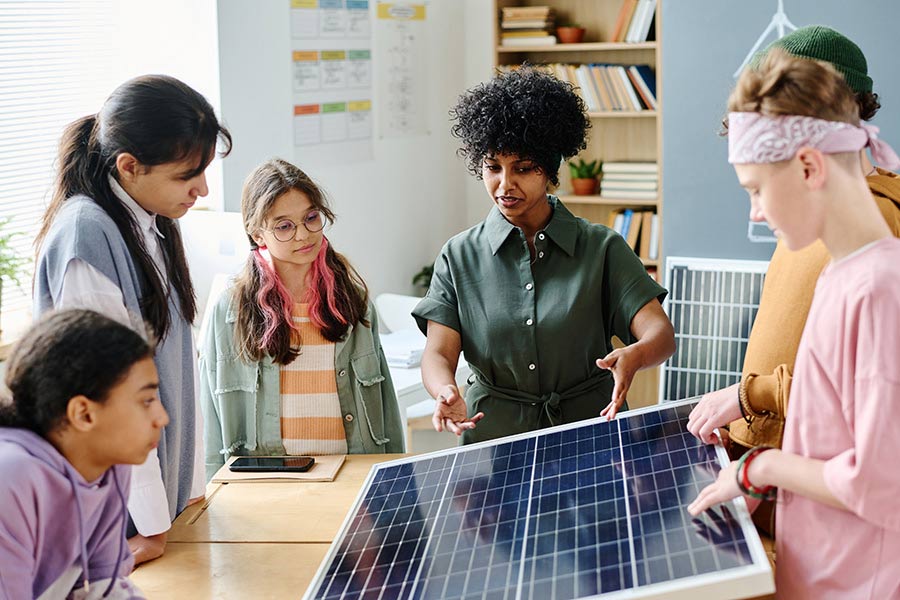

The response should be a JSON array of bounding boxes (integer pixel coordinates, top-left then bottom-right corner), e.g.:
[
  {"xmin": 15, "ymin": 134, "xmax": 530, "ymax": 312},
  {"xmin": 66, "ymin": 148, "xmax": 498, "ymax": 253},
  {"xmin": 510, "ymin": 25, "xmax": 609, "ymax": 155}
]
[{"xmin": 308, "ymin": 400, "xmax": 772, "ymax": 600}]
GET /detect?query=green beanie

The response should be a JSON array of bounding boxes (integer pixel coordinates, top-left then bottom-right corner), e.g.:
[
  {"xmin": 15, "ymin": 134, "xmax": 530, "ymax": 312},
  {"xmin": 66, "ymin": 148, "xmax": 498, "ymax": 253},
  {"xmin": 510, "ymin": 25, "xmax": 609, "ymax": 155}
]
[{"xmin": 762, "ymin": 25, "xmax": 872, "ymax": 94}]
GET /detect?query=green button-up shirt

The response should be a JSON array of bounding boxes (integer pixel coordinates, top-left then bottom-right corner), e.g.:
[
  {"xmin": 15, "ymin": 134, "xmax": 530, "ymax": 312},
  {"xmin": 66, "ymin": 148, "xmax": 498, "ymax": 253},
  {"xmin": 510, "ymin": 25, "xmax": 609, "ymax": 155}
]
[{"xmin": 413, "ymin": 196, "xmax": 666, "ymax": 443}]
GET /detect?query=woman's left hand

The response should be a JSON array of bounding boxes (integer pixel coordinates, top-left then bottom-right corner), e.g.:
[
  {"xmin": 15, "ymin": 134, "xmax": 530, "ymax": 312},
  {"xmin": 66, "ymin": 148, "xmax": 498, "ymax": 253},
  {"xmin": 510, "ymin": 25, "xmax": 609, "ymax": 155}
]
[
  {"xmin": 596, "ymin": 345, "xmax": 642, "ymax": 420},
  {"xmin": 687, "ymin": 461, "xmax": 742, "ymax": 516}
]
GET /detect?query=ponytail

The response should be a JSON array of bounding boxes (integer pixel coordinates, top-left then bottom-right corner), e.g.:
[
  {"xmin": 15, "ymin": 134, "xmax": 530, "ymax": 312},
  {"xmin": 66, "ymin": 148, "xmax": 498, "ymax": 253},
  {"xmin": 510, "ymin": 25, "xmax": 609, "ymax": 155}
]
[
  {"xmin": 36, "ymin": 76, "xmax": 232, "ymax": 341},
  {"xmin": 37, "ymin": 115, "xmax": 101, "ymax": 252}
]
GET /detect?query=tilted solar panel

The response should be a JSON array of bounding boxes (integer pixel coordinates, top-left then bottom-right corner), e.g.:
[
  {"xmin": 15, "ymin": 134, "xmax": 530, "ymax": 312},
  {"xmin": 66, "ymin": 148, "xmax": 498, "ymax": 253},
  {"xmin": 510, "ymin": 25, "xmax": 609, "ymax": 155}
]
[{"xmin": 304, "ymin": 399, "xmax": 773, "ymax": 600}]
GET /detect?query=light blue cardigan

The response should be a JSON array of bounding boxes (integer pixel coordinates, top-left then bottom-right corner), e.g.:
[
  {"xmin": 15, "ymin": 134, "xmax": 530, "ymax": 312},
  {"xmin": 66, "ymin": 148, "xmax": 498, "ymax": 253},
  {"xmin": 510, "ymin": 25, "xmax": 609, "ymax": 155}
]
[{"xmin": 200, "ymin": 289, "xmax": 405, "ymax": 480}]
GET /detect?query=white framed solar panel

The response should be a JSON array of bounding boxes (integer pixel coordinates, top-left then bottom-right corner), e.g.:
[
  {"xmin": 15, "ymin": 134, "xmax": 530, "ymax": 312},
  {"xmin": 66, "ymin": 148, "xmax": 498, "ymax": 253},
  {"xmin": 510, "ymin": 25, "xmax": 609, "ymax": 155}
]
[
  {"xmin": 302, "ymin": 399, "xmax": 774, "ymax": 600},
  {"xmin": 659, "ymin": 257, "xmax": 770, "ymax": 403}
]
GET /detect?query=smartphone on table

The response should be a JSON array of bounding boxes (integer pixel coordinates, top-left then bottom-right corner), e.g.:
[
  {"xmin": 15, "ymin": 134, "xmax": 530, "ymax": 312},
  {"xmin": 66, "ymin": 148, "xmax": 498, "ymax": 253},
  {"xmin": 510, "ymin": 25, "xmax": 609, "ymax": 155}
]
[{"xmin": 228, "ymin": 456, "xmax": 315, "ymax": 472}]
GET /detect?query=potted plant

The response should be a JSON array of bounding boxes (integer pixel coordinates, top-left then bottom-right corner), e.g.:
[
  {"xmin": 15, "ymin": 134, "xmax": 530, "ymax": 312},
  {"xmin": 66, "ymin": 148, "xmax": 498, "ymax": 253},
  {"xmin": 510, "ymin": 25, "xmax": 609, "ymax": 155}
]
[
  {"xmin": 0, "ymin": 218, "xmax": 29, "ymax": 336},
  {"xmin": 556, "ymin": 23, "xmax": 586, "ymax": 44},
  {"xmin": 568, "ymin": 158, "xmax": 602, "ymax": 195},
  {"xmin": 411, "ymin": 263, "xmax": 433, "ymax": 297}
]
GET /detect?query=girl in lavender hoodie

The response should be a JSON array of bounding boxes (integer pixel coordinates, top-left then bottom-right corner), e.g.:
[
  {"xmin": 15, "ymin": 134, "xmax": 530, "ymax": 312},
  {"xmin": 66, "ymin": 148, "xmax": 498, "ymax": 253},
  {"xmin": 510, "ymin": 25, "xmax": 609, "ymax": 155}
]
[{"xmin": 0, "ymin": 310, "xmax": 168, "ymax": 599}]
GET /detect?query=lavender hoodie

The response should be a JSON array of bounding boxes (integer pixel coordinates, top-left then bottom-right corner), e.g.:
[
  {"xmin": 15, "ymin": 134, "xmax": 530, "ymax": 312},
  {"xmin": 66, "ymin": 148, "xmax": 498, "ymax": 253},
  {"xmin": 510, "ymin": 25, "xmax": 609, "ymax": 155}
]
[{"xmin": 0, "ymin": 428, "xmax": 138, "ymax": 599}]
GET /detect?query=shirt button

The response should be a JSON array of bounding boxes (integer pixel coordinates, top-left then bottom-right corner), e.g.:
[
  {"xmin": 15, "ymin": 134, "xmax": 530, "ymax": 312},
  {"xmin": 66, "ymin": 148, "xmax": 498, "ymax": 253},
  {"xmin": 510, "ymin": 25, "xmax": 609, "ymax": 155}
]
[
  {"xmin": 525, "ymin": 283, "xmax": 533, "ymax": 291},
  {"xmin": 338, "ymin": 369, "xmax": 347, "ymax": 377},
  {"xmin": 538, "ymin": 251, "xmax": 544, "ymax": 258},
  {"xmin": 528, "ymin": 363, "xmax": 536, "ymax": 371},
  {"xmin": 538, "ymin": 233, "xmax": 546, "ymax": 241},
  {"xmin": 344, "ymin": 414, "xmax": 354, "ymax": 422},
  {"xmin": 526, "ymin": 318, "xmax": 533, "ymax": 326}
]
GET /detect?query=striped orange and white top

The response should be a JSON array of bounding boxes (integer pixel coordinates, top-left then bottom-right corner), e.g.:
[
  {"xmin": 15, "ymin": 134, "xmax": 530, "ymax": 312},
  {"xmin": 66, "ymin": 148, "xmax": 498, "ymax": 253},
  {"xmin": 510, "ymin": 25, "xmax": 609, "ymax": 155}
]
[{"xmin": 280, "ymin": 303, "xmax": 348, "ymax": 455}]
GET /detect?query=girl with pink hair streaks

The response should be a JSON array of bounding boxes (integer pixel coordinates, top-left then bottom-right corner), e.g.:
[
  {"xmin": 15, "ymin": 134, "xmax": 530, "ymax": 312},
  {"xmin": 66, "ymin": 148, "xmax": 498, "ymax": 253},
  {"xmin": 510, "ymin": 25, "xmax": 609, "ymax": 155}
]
[
  {"xmin": 687, "ymin": 49, "xmax": 900, "ymax": 599},
  {"xmin": 200, "ymin": 159, "xmax": 404, "ymax": 480}
]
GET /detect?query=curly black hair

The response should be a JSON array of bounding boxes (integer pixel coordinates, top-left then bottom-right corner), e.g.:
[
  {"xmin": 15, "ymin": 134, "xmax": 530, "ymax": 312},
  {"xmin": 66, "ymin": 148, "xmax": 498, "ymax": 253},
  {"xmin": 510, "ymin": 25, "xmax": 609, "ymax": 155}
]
[{"xmin": 449, "ymin": 66, "xmax": 591, "ymax": 187}]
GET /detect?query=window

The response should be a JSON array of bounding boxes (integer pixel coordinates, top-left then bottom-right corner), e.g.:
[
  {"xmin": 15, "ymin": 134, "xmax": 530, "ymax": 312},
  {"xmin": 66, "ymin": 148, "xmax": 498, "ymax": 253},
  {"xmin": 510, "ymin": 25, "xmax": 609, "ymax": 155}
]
[{"xmin": 0, "ymin": 1, "xmax": 118, "ymax": 319}]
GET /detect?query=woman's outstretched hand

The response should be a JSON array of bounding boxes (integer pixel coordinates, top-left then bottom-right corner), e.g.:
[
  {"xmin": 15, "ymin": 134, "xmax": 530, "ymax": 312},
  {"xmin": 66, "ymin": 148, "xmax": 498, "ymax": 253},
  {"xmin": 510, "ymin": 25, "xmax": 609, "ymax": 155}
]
[
  {"xmin": 596, "ymin": 346, "xmax": 641, "ymax": 420},
  {"xmin": 431, "ymin": 384, "xmax": 484, "ymax": 436}
]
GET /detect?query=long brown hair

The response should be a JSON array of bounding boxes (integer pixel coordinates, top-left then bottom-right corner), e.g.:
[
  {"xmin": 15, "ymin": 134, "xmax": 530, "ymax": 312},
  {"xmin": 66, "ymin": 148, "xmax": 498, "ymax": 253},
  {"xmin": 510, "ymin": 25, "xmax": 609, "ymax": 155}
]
[
  {"xmin": 233, "ymin": 159, "xmax": 369, "ymax": 364},
  {"xmin": 36, "ymin": 75, "xmax": 232, "ymax": 341}
]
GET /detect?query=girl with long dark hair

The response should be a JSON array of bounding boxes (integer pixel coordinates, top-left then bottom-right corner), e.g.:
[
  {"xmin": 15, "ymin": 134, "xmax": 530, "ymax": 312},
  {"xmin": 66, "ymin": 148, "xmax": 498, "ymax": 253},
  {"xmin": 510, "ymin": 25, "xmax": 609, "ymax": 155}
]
[
  {"xmin": 34, "ymin": 75, "xmax": 231, "ymax": 564},
  {"xmin": 200, "ymin": 158, "xmax": 403, "ymax": 478}
]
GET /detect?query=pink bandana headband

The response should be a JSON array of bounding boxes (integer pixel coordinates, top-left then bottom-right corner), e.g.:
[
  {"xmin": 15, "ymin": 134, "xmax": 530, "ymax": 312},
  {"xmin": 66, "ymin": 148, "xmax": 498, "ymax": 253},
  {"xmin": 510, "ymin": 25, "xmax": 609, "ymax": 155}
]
[{"xmin": 727, "ymin": 112, "xmax": 900, "ymax": 170}]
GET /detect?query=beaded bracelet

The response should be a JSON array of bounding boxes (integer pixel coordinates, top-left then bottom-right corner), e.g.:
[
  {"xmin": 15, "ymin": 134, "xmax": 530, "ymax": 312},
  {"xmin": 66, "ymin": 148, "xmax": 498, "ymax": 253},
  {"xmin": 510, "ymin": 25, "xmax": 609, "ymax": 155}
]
[{"xmin": 734, "ymin": 446, "xmax": 777, "ymax": 500}]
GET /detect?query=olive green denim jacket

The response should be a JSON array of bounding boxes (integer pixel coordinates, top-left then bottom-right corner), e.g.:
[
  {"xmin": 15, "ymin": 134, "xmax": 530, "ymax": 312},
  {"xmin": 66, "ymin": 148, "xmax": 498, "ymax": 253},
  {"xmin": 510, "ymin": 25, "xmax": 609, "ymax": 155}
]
[{"xmin": 200, "ymin": 289, "xmax": 405, "ymax": 480}]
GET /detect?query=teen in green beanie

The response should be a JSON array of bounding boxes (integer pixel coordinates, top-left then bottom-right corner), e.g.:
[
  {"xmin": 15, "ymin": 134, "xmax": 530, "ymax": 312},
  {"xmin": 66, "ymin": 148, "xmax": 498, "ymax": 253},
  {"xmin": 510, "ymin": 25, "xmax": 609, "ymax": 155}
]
[{"xmin": 688, "ymin": 25, "xmax": 900, "ymax": 538}]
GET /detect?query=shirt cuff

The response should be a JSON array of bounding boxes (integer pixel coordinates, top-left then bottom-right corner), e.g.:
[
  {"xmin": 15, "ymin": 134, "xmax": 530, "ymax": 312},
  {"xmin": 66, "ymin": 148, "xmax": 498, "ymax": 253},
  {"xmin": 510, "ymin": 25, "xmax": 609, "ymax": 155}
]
[
  {"xmin": 412, "ymin": 296, "xmax": 460, "ymax": 336},
  {"xmin": 128, "ymin": 450, "xmax": 171, "ymax": 536}
]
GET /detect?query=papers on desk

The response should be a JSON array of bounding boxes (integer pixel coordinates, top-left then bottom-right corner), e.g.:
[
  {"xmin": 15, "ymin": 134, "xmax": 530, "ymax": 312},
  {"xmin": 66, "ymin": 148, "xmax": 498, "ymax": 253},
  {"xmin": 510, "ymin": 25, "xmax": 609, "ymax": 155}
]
[{"xmin": 380, "ymin": 329, "xmax": 426, "ymax": 368}]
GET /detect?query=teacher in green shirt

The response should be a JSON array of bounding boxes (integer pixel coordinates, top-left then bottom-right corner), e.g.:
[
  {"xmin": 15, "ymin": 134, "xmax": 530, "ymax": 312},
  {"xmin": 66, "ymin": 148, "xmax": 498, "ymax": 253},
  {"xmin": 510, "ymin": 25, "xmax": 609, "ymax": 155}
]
[{"xmin": 413, "ymin": 67, "xmax": 676, "ymax": 444}]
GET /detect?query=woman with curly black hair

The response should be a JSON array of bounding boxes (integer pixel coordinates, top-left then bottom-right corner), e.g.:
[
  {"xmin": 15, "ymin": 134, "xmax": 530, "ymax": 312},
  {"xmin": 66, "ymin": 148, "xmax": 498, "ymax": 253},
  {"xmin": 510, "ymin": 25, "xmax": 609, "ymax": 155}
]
[{"xmin": 412, "ymin": 67, "xmax": 676, "ymax": 444}]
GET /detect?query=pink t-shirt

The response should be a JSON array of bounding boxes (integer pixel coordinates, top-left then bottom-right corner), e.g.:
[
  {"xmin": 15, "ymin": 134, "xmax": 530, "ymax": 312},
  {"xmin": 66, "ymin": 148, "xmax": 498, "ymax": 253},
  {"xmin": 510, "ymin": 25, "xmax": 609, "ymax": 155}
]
[{"xmin": 777, "ymin": 237, "xmax": 900, "ymax": 599}]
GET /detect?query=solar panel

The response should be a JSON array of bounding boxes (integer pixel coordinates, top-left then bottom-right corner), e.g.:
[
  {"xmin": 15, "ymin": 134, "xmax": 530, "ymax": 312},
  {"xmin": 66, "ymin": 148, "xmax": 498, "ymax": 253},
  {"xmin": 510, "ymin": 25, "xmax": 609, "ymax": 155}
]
[
  {"xmin": 304, "ymin": 399, "xmax": 773, "ymax": 600},
  {"xmin": 660, "ymin": 257, "xmax": 769, "ymax": 402}
]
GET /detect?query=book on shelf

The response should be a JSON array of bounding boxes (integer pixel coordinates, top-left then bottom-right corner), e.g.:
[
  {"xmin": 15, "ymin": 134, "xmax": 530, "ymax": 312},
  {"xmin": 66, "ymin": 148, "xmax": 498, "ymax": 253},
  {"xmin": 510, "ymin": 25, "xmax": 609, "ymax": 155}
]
[
  {"xmin": 630, "ymin": 65, "xmax": 657, "ymax": 103},
  {"xmin": 501, "ymin": 6, "xmax": 555, "ymax": 19},
  {"xmin": 603, "ymin": 161, "xmax": 657, "ymax": 174},
  {"xmin": 625, "ymin": 0, "xmax": 656, "ymax": 43},
  {"xmin": 501, "ymin": 36, "xmax": 557, "ymax": 47},
  {"xmin": 612, "ymin": 210, "xmax": 625, "ymax": 235},
  {"xmin": 601, "ymin": 180, "xmax": 657, "ymax": 191},
  {"xmin": 626, "ymin": 67, "xmax": 657, "ymax": 110},
  {"xmin": 626, "ymin": 209, "xmax": 642, "ymax": 250},
  {"xmin": 501, "ymin": 30, "xmax": 556, "ymax": 38},
  {"xmin": 639, "ymin": 210, "xmax": 654, "ymax": 259},
  {"xmin": 502, "ymin": 19, "xmax": 555, "ymax": 29},
  {"xmin": 602, "ymin": 172, "xmax": 658, "ymax": 183},
  {"xmin": 620, "ymin": 209, "xmax": 633, "ymax": 240},
  {"xmin": 601, "ymin": 189, "xmax": 657, "ymax": 200},
  {"xmin": 610, "ymin": 0, "xmax": 639, "ymax": 42},
  {"xmin": 648, "ymin": 213, "xmax": 660, "ymax": 259}
]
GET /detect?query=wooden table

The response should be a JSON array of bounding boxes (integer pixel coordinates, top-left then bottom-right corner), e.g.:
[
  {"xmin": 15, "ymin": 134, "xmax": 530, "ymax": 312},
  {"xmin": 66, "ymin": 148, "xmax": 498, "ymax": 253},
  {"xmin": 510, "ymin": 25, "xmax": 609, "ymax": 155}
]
[
  {"xmin": 131, "ymin": 454, "xmax": 406, "ymax": 599},
  {"xmin": 132, "ymin": 453, "xmax": 776, "ymax": 600}
]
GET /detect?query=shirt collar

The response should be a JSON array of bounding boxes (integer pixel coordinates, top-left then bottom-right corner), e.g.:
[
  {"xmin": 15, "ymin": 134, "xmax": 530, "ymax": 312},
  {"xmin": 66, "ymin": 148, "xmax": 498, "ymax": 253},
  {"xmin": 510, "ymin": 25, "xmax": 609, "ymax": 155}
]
[
  {"xmin": 485, "ymin": 195, "xmax": 578, "ymax": 257},
  {"xmin": 108, "ymin": 174, "xmax": 165, "ymax": 240}
]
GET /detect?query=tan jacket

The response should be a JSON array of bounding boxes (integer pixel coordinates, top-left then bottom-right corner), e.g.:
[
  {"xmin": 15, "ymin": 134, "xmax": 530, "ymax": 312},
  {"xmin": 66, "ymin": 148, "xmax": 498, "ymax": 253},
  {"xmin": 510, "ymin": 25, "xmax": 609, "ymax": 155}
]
[{"xmin": 731, "ymin": 169, "xmax": 900, "ymax": 448}]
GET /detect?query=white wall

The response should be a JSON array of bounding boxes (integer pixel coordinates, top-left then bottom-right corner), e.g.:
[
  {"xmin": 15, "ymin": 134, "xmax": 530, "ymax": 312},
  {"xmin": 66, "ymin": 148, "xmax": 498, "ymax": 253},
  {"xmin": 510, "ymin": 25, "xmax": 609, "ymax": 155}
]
[
  {"xmin": 216, "ymin": 0, "xmax": 476, "ymax": 298},
  {"xmin": 462, "ymin": 0, "xmax": 496, "ymax": 226},
  {"xmin": 114, "ymin": 0, "xmax": 227, "ymax": 211}
]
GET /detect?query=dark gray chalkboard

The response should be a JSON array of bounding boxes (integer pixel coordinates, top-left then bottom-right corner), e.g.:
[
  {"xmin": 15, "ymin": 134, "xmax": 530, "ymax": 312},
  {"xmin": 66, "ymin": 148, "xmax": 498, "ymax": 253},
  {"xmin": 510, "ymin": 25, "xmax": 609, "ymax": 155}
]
[{"xmin": 662, "ymin": 0, "xmax": 900, "ymax": 261}]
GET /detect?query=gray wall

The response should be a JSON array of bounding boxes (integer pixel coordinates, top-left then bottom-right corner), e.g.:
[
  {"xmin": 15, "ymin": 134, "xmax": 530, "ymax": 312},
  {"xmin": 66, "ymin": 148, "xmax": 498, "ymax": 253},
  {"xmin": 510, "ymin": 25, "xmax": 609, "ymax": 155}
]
[{"xmin": 662, "ymin": 0, "xmax": 900, "ymax": 261}]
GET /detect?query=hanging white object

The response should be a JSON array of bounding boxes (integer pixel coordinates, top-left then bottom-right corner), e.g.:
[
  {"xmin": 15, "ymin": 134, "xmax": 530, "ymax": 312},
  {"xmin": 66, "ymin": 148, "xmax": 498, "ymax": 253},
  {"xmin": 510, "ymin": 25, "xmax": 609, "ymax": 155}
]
[{"xmin": 733, "ymin": 0, "xmax": 798, "ymax": 78}]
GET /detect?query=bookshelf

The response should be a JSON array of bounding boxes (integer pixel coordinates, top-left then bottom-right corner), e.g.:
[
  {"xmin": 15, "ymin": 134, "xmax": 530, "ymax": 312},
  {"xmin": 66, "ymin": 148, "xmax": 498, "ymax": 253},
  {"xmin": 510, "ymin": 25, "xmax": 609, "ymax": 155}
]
[{"xmin": 494, "ymin": 0, "xmax": 664, "ymax": 408}]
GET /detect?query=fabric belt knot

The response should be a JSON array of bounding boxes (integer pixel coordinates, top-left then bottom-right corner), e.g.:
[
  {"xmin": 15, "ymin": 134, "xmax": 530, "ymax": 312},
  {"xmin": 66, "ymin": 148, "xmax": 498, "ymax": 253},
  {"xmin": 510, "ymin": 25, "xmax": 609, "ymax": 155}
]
[{"xmin": 473, "ymin": 371, "xmax": 610, "ymax": 427}]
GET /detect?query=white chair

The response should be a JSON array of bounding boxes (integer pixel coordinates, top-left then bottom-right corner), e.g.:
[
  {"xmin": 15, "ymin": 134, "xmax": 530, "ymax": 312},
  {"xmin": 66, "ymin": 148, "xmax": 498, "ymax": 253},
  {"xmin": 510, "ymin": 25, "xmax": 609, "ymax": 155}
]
[
  {"xmin": 374, "ymin": 292, "xmax": 421, "ymax": 333},
  {"xmin": 374, "ymin": 292, "xmax": 472, "ymax": 450}
]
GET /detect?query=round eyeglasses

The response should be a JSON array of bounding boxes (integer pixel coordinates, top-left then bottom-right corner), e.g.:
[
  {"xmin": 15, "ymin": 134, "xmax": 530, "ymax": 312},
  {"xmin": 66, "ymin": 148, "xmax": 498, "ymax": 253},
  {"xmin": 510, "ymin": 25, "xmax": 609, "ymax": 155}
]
[{"xmin": 264, "ymin": 210, "xmax": 326, "ymax": 242}]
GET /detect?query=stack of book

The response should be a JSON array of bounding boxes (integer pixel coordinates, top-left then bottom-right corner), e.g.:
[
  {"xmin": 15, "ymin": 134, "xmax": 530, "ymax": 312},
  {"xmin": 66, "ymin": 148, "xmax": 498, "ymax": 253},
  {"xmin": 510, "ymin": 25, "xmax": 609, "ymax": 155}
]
[
  {"xmin": 600, "ymin": 161, "xmax": 658, "ymax": 200},
  {"xmin": 609, "ymin": 0, "xmax": 657, "ymax": 43},
  {"xmin": 607, "ymin": 208, "xmax": 659, "ymax": 261},
  {"xmin": 379, "ymin": 329, "xmax": 425, "ymax": 368},
  {"xmin": 500, "ymin": 5, "xmax": 556, "ymax": 47}
]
